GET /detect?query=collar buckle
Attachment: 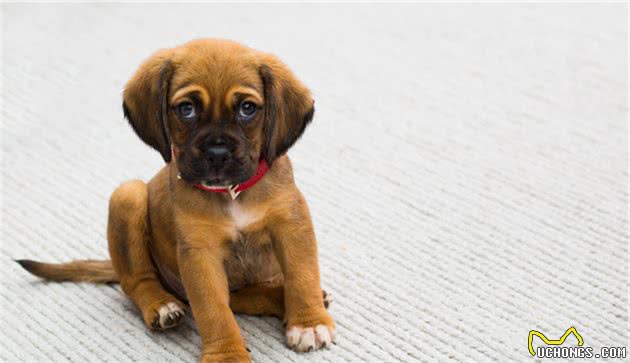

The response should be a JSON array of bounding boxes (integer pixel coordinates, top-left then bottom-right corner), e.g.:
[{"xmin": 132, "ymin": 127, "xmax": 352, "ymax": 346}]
[{"xmin": 227, "ymin": 184, "xmax": 241, "ymax": 200}]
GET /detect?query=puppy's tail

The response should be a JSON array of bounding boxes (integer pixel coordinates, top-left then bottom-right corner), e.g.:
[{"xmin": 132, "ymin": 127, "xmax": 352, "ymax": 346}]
[{"xmin": 15, "ymin": 259, "xmax": 118, "ymax": 283}]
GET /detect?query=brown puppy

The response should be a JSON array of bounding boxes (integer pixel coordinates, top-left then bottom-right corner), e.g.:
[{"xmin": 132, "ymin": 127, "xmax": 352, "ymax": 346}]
[{"xmin": 17, "ymin": 39, "xmax": 335, "ymax": 363}]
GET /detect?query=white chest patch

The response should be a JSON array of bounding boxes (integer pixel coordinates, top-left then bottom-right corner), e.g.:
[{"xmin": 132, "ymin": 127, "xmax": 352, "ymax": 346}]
[{"xmin": 227, "ymin": 202, "xmax": 261, "ymax": 230}]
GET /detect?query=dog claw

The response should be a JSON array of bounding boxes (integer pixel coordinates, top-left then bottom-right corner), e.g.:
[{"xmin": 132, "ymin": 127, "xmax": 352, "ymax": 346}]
[{"xmin": 167, "ymin": 311, "xmax": 183, "ymax": 327}]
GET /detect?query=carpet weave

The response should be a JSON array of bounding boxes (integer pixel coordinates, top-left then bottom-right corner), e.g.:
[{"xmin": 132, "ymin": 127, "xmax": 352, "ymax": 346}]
[{"xmin": 1, "ymin": 4, "xmax": 628, "ymax": 363}]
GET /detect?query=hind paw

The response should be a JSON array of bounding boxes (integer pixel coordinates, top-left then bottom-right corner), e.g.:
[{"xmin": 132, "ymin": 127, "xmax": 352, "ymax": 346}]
[{"xmin": 147, "ymin": 301, "xmax": 186, "ymax": 330}]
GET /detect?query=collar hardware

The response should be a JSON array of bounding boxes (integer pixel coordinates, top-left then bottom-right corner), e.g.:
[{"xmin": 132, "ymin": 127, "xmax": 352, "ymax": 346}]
[
  {"xmin": 227, "ymin": 185, "xmax": 241, "ymax": 200},
  {"xmin": 172, "ymin": 146, "xmax": 269, "ymax": 200}
]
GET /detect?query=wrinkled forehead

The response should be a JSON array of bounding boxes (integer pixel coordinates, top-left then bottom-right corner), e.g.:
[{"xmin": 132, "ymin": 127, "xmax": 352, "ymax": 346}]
[{"xmin": 169, "ymin": 50, "xmax": 264, "ymax": 113}]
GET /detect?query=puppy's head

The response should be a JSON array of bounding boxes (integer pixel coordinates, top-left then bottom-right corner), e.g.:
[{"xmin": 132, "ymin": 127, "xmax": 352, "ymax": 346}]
[{"xmin": 123, "ymin": 39, "xmax": 314, "ymax": 186}]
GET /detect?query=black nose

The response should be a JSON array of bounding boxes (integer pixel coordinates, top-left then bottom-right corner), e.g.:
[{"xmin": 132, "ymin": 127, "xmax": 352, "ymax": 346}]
[{"xmin": 205, "ymin": 145, "xmax": 231, "ymax": 165}]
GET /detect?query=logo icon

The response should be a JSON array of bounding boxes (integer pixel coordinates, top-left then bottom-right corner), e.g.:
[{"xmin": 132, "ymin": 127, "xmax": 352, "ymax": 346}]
[{"xmin": 528, "ymin": 326, "xmax": 584, "ymax": 356}]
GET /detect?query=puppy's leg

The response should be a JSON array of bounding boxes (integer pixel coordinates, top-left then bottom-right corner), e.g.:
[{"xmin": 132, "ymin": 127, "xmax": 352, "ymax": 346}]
[
  {"xmin": 178, "ymin": 241, "xmax": 250, "ymax": 363},
  {"xmin": 229, "ymin": 284, "xmax": 284, "ymax": 318},
  {"xmin": 108, "ymin": 180, "xmax": 185, "ymax": 330},
  {"xmin": 271, "ymin": 192, "xmax": 336, "ymax": 352},
  {"xmin": 229, "ymin": 284, "xmax": 332, "ymax": 318}
]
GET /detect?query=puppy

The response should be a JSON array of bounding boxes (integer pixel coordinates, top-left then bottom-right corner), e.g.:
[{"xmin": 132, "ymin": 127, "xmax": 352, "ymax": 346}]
[{"xmin": 17, "ymin": 38, "xmax": 335, "ymax": 363}]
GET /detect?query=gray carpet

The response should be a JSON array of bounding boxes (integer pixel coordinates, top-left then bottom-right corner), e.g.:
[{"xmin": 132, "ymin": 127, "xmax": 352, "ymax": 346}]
[{"xmin": 1, "ymin": 3, "xmax": 628, "ymax": 363}]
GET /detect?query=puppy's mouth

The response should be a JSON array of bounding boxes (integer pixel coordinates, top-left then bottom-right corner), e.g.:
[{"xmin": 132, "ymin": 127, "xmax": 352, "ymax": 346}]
[
  {"xmin": 178, "ymin": 173, "xmax": 232, "ymax": 187},
  {"xmin": 178, "ymin": 167, "xmax": 255, "ymax": 188},
  {"xmin": 199, "ymin": 179, "xmax": 229, "ymax": 189}
]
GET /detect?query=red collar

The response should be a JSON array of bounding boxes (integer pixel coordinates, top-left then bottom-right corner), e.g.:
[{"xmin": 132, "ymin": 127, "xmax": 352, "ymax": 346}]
[{"xmin": 192, "ymin": 159, "xmax": 269, "ymax": 199}]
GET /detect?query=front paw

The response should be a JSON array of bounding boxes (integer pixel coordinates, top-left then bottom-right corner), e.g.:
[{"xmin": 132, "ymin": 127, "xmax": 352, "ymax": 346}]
[{"xmin": 286, "ymin": 310, "xmax": 336, "ymax": 352}]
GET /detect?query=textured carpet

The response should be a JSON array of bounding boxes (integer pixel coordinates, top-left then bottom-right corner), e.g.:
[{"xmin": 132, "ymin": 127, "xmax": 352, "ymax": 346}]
[{"xmin": 1, "ymin": 3, "xmax": 628, "ymax": 363}]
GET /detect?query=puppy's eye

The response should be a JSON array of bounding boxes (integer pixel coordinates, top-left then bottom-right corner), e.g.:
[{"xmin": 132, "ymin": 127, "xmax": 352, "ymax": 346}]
[
  {"xmin": 177, "ymin": 102, "xmax": 197, "ymax": 121},
  {"xmin": 239, "ymin": 101, "xmax": 257, "ymax": 119}
]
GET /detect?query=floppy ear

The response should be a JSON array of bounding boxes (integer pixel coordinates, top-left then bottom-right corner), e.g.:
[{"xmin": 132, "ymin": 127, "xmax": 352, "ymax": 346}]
[
  {"xmin": 122, "ymin": 49, "xmax": 174, "ymax": 162},
  {"xmin": 259, "ymin": 54, "xmax": 314, "ymax": 165}
]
